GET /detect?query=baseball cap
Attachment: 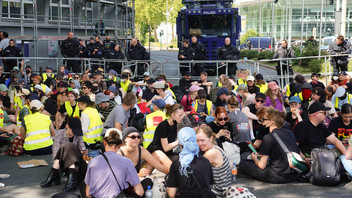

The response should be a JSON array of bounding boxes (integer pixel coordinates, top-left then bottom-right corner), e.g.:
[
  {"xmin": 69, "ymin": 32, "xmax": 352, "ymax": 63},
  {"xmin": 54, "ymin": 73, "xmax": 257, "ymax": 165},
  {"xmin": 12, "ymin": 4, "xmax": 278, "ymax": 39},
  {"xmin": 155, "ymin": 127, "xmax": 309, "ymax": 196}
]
[
  {"xmin": 302, "ymin": 83, "xmax": 312, "ymax": 90},
  {"xmin": 17, "ymin": 88, "xmax": 30, "ymax": 97},
  {"xmin": 108, "ymin": 85, "xmax": 117, "ymax": 94},
  {"xmin": 153, "ymin": 81, "xmax": 165, "ymax": 89},
  {"xmin": 0, "ymin": 84, "xmax": 8, "ymax": 92},
  {"xmin": 247, "ymin": 76, "xmax": 255, "ymax": 81},
  {"xmin": 189, "ymin": 85, "xmax": 202, "ymax": 92},
  {"xmin": 217, "ymin": 87, "xmax": 229, "ymax": 96},
  {"xmin": 255, "ymin": 93, "xmax": 266, "ymax": 100},
  {"xmin": 68, "ymin": 117, "xmax": 83, "ymax": 136},
  {"xmin": 30, "ymin": 100, "xmax": 43, "ymax": 110},
  {"xmin": 152, "ymin": 99, "xmax": 166, "ymax": 109},
  {"xmin": 308, "ymin": 102, "xmax": 331, "ymax": 114},
  {"xmin": 184, "ymin": 71, "xmax": 191, "ymax": 76},
  {"xmin": 289, "ymin": 96, "xmax": 301, "ymax": 104},
  {"xmin": 311, "ymin": 72, "xmax": 321, "ymax": 77},
  {"xmin": 335, "ymin": 87, "xmax": 346, "ymax": 98},
  {"xmin": 13, "ymin": 66, "xmax": 19, "ymax": 71},
  {"xmin": 14, "ymin": 79, "xmax": 23, "ymax": 85},
  {"xmin": 143, "ymin": 72, "xmax": 150, "ymax": 76},
  {"xmin": 237, "ymin": 84, "xmax": 248, "ymax": 91},
  {"xmin": 255, "ymin": 74, "xmax": 264, "ymax": 80},
  {"xmin": 95, "ymin": 93, "xmax": 110, "ymax": 105},
  {"xmin": 121, "ymin": 73, "xmax": 129, "ymax": 79},
  {"xmin": 57, "ymin": 81, "xmax": 68, "ymax": 88},
  {"xmin": 46, "ymin": 66, "xmax": 53, "ymax": 70},
  {"xmin": 75, "ymin": 95, "xmax": 91, "ymax": 103},
  {"xmin": 147, "ymin": 78, "xmax": 156, "ymax": 84},
  {"xmin": 268, "ymin": 81, "xmax": 280, "ymax": 90},
  {"xmin": 122, "ymin": 127, "xmax": 141, "ymax": 142}
]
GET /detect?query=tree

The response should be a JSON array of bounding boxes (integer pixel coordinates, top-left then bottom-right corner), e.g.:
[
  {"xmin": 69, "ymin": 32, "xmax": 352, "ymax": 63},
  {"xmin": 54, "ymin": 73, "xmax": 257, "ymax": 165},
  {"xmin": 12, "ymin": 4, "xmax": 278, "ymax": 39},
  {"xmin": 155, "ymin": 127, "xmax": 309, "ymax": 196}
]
[{"xmin": 240, "ymin": 29, "xmax": 259, "ymax": 44}]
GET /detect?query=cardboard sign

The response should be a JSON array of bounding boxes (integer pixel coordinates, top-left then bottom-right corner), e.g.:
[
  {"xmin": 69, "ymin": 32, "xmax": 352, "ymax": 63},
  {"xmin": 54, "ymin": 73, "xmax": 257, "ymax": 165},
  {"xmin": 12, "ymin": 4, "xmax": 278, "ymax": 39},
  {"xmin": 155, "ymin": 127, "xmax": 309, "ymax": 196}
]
[
  {"xmin": 236, "ymin": 69, "xmax": 250, "ymax": 79},
  {"xmin": 17, "ymin": 159, "xmax": 49, "ymax": 169}
]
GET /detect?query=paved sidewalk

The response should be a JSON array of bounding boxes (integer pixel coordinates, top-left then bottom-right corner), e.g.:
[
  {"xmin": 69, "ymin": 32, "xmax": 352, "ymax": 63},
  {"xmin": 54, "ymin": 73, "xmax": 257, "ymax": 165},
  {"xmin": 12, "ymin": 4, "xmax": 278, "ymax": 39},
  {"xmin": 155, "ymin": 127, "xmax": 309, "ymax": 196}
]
[{"xmin": 0, "ymin": 154, "xmax": 351, "ymax": 198}]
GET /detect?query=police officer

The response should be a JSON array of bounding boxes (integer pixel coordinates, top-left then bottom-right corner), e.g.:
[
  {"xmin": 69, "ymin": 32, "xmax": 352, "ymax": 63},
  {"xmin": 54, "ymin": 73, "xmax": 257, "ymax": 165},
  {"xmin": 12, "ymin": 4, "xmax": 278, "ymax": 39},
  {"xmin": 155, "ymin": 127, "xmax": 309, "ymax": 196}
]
[
  {"xmin": 86, "ymin": 37, "xmax": 96, "ymax": 58},
  {"xmin": 217, "ymin": 37, "xmax": 240, "ymax": 75},
  {"xmin": 103, "ymin": 36, "xmax": 115, "ymax": 55},
  {"xmin": 61, "ymin": 32, "xmax": 80, "ymax": 73},
  {"xmin": 127, "ymin": 38, "xmax": 148, "ymax": 76},
  {"xmin": 105, "ymin": 45, "xmax": 125, "ymax": 74},
  {"xmin": 94, "ymin": 36, "xmax": 105, "ymax": 59},
  {"xmin": 78, "ymin": 39, "xmax": 88, "ymax": 58},
  {"xmin": 178, "ymin": 39, "xmax": 195, "ymax": 76},
  {"xmin": 329, "ymin": 35, "xmax": 351, "ymax": 73},
  {"xmin": 190, "ymin": 36, "xmax": 206, "ymax": 75},
  {"xmin": 273, "ymin": 39, "xmax": 296, "ymax": 85},
  {"xmin": 2, "ymin": 39, "xmax": 23, "ymax": 72}
]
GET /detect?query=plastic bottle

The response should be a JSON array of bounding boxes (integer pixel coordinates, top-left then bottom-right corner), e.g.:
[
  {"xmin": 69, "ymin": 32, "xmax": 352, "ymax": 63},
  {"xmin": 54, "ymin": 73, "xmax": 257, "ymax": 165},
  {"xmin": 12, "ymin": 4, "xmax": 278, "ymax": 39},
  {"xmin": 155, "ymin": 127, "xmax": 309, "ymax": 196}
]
[
  {"xmin": 231, "ymin": 162, "xmax": 237, "ymax": 183},
  {"xmin": 145, "ymin": 186, "xmax": 153, "ymax": 198}
]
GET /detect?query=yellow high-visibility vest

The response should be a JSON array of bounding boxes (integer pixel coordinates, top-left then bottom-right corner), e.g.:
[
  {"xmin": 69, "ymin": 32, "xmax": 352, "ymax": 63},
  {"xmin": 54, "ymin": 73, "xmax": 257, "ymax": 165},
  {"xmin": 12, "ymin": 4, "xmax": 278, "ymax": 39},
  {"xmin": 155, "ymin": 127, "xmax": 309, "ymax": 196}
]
[
  {"xmin": 193, "ymin": 99, "xmax": 213, "ymax": 115},
  {"xmin": 0, "ymin": 108, "xmax": 4, "ymax": 127},
  {"xmin": 143, "ymin": 111, "xmax": 166, "ymax": 149},
  {"xmin": 42, "ymin": 73, "xmax": 54, "ymax": 82},
  {"xmin": 238, "ymin": 78, "xmax": 247, "ymax": 85},
  {"xmin": 23, "ymin": 112, "xmax": 53, "ymax": 151},
  {"xmin": 65, "ymin": 101, "xmax": 80, "ymax": 118},
  {"xmin": 17, "ymin": 104, "xmax": 32, "ymax": 128},
  {"xmin": 120, "ymin": 80, "xmax": 132, "ymax": 93},
  {"xmin": 335, "ymin": 93, "xmax": 352, "ymax": 109},
  {"xmin": 82, "ymin": 107, "xmax": 103, "ymax": 144},
  {"xmin": 256, "ymin": 83, "xmax": 268, "ymax": 94}
]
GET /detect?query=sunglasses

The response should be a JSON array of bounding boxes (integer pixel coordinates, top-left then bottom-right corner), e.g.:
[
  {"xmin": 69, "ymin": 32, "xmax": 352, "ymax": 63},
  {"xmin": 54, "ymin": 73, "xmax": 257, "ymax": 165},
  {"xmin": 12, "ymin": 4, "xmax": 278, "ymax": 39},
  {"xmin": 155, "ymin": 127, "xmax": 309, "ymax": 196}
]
[
  {"xmin": 217, "ymin": 117, "xmax": 228, "ymax": 121},
  {"xmin": 256, "ymin": 99, "xmax": 265, "ymax": 103},
  {"xmin": 128, "ymin": 135, "xmax": 142, "ymax": 140},
  {"xmin": 82, "ymin": 87, "xmax": 88, "ymax": 90},
  {"xmin": 199, "ymin": 96, "xmax": 206, "ymax": 99},
  {"xmin": 75, "ymin": 77, "xmax": 79, "ymax": 79}
]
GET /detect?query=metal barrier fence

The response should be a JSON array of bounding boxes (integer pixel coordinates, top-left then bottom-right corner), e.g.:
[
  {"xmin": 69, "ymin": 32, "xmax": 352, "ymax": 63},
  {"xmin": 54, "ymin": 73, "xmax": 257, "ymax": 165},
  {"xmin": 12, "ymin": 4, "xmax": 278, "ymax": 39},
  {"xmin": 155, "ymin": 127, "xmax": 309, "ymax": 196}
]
[{"xmin": 0, "ymin": 54, "xmax": 349, "ymax": 88}]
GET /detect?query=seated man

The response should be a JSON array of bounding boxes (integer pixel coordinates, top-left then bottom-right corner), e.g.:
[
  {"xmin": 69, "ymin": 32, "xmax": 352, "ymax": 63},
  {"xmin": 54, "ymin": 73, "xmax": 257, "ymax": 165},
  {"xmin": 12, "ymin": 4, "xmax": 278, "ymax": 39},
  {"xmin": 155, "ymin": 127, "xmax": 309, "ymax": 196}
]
[
  {"xmin": 294, "ymin": 102, "xmax": 346, "ymax": 163},
  {"xmin": 331, "ymin": 87, "xmax": 352, "ymax": 112}
]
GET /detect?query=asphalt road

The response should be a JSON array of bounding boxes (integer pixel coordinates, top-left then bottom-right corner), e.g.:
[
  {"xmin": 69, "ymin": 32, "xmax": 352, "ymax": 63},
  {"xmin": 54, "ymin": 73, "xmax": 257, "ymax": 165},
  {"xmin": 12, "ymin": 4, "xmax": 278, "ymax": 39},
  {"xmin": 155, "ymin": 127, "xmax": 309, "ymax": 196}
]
[{"xmin": 1, "ymin": 153, "xmax": 352, "ymax": 198}]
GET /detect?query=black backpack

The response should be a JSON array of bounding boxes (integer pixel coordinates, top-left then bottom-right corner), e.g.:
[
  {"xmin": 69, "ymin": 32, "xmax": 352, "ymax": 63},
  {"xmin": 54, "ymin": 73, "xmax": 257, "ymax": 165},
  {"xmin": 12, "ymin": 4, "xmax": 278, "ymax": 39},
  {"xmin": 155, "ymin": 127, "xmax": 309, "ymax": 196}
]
[
  {"xmin": 171, "ymin": 86, "xmax": 186, "ymax": 103},
  {"xmin": 310, "ymin": 147, "xmax": 343, "ymax": 186}
]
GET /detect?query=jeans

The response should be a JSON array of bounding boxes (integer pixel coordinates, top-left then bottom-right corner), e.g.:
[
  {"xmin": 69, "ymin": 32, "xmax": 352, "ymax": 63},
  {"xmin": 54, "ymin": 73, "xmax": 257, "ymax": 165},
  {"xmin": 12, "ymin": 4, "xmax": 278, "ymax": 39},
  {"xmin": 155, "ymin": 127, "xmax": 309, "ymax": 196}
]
[{"xmin": 340, "ymin": 155, "xmax": 352, "ymax": 176}]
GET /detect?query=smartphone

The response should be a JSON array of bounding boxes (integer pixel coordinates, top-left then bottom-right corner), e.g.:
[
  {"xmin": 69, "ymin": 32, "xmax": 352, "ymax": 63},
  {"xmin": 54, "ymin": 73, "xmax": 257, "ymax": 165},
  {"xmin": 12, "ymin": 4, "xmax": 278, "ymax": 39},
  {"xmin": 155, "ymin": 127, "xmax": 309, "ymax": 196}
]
[
  {"xmin": 223, "ymin": 126, "xmax": 228, "ymax": 130},
  {"xmin": 248, "ymin": 144, "xmax": 257, "ymax": 154}
]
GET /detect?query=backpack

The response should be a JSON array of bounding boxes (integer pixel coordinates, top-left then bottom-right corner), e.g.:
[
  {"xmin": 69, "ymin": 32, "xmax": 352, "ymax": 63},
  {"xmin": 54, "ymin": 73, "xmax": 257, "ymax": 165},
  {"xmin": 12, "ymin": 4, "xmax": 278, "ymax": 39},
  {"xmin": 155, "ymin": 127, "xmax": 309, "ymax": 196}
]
[
  {"xmin": 171, "ymin": 86, "xmax": 184, "ymax": 103},
  {"xmin": 310, "ymin": 147, "xmax": 342, "ymax": 186}
]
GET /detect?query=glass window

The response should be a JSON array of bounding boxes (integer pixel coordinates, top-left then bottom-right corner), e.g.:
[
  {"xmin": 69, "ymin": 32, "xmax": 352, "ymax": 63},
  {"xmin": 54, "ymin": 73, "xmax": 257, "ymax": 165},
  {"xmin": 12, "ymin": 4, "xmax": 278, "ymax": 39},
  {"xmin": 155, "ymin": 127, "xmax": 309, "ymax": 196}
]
[
  {"xmin": 188, "ymin": 14, "xmax": 232, "ymax": 37},
  {"xmin": 2, "ymin": 1, "xmax": 34, "ymax": 19},
  {"xmin": 49, "ymin": 0, "xmax": 71, "ymax": 21},
  {"xmin": 24, "ymin": 3, "xmax": 33, "ymax": 19}
]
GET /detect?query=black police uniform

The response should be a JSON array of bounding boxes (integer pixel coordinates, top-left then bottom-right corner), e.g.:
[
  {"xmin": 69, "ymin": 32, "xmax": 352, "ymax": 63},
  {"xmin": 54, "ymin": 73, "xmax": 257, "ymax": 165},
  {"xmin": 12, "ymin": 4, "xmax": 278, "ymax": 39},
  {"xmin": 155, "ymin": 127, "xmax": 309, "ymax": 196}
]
[
  {"xmin": 127, "ymin": 43, "xmax": 148, "ymax": 75},
  {"xmin": 61, "ymin": 37, "xmax": 80, "ymax": 73},
  {"xmin": 105, "ymin": 49, "xmax": 125, "ymax": 74},
  {"xmin": 3, "ymin": 45, "xmax": 23, "ymax": 72},
  {"xmin": 178, "ymin": 46, "xmax": 195, "ymax": 76},
  {"xmin": 103, "ymin": 40, "xmax": 115, "ymax": 54},
  {"xmin": 190, "ymin": 42, "xmax": 206, "ymax": 75},
  {"xmin": 217, "ymin": 44, "xmax": 240, "ymax": 75}
]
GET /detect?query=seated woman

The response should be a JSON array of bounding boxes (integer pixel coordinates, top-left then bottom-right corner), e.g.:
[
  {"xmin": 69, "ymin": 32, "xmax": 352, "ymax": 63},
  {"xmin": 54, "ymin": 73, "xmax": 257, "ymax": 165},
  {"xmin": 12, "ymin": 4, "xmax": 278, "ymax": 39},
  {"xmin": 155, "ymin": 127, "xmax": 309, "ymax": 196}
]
[
  {"xmin": 20, "ymin": 100, "xmax": 55, "ymax": 155},
  {"xmin": 309, "ymin": 87, "xmax": 337, "ymax": 118},
  {"xmin": 40, "ymin": 117, "xmax": 87, "ymax": 192},
  {"xmin": 239, "ymin": 108, "xmax": 300, "ymax": 184},
  {"xmin": 208, "ymin": 106, "xmax": 233, "ymax": 149},
  {"xmin": 147, "ymin": 104, "xmax": 184, "ymax": 168},
  {"xmin": 196, "ymin": 125, "xmax": 232, "ymax": 197},
  {"xmin": 264, "ymin": 81, "xmax": 285, "ymax": 112},
  {"xmin": 85, "ymin": 129, "xmax": 144, "ymax": 198},
  {"xmin": 118, "ymin": 127, "xmax": 169, "ymax": 190},
  {"xmin": 167, "ymin": 127, "xmax": 215, "ymax": 198},
  {"xmin": 328, "ymin": 103, "xmax": 352, "ymax": 146},
  {"xmin": 191, "ymin": 88, "xmax": 213, "ymax": 125}
]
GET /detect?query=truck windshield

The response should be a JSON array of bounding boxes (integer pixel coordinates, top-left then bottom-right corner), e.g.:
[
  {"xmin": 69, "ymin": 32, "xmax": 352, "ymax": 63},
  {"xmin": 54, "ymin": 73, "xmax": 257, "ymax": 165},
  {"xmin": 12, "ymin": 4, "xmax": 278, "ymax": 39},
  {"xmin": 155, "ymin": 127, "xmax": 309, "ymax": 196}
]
[{"xmin": 188, "ymin": 14, "xmax": 232, "ymax": 37}]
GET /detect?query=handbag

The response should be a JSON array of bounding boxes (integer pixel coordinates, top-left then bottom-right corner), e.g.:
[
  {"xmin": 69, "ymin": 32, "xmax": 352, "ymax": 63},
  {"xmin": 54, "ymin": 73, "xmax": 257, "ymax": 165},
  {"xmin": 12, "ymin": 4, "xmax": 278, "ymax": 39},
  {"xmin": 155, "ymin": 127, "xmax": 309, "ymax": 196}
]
[
  {"xmin": 102, "ymin": 153, "xmax": 131, "ymax": 198},
  {"xmin": 7, "ymin": 136, "xmax": 24, "ymax": 156},
  {"xmin": 272, "ymin": 133, "xmax": 308, "ymax": 173}
]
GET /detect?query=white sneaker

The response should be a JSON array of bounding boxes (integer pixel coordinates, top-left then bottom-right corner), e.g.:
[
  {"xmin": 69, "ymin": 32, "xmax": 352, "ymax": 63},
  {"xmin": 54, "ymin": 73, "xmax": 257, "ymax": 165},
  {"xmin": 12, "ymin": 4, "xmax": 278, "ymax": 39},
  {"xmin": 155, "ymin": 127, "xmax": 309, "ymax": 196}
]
[
  {"xmin": 0, "ymin": 183, "xmax": 5, "ymax": 188},
  {"xmin": 0, "ymin": 174, "xmax": 9, "ymax": 179}
]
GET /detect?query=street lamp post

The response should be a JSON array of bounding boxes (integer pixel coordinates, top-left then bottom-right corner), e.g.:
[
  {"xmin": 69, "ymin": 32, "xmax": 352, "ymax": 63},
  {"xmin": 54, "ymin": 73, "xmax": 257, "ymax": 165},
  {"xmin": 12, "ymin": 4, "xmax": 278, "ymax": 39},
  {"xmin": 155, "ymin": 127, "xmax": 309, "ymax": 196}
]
[{"xmin": 318, "ymin": 0, "xmax": 324, "ymax": 57}]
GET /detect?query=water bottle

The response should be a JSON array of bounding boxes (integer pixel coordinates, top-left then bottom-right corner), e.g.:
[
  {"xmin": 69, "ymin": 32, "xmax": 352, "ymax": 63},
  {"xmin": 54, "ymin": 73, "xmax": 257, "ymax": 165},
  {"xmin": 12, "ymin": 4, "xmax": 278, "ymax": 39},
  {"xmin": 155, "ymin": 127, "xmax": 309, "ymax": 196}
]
[
  {"xmin": 231, "ymin": 162, "xmax": 237, "ymax": 183},
  {"xmin": 145, "ymin": 186, "xmax": 153, "ymax": 198}
]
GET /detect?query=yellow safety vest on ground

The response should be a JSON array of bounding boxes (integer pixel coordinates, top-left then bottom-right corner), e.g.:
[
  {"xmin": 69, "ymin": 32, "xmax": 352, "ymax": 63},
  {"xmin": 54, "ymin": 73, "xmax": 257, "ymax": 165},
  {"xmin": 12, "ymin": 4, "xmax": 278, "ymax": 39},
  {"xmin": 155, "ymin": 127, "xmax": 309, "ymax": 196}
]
[
  {"xmin": 82, "ymin": 107, "xmax": 103, "ymax": 144},
  {"xmin": 335, "ymin": 93, "xmax": 352, "ymax": 109},
  {"xmin": 237, "ymin": 78, "xmax": 247, "ymax": 85},
  {"xmin": 23, "ymin": 112, "xmax": 53, "ymax": 151},
  {"xmin": 17, "ymin": 104, "xmax": 32, "ymax": 128},
  {"xmin": 256, "ymin": 83, "xmax": 268, "ymax": 94},
  {"xmin": 65, "ymin": 101, "xmax": 80, "ymax": 118},
  {"xmin": 120, "ymin": 80, "xmax": 131, "ymax": 93},
  {"xmin": 143, "ymin": 111, "xmax": 166, "ymax": 149},
  {"xmin": 42, "ymin": 73, "xmax": 54, "ymax": 82},
  {"xmin": 0, "ymin": 108, "xmax": 4, "ymax": 127},
  {"xmin": 193, "ymin": 99, "xmax": 213, "ymax": 115}
]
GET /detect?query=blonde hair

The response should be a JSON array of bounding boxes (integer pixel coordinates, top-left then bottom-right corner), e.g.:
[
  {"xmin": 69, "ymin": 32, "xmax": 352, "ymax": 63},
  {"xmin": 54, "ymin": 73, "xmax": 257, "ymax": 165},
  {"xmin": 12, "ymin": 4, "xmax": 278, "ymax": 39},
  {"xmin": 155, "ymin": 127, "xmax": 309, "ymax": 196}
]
[{"xmin": 196, "ymin": 125, "xmax": 217, "ymax": 145}]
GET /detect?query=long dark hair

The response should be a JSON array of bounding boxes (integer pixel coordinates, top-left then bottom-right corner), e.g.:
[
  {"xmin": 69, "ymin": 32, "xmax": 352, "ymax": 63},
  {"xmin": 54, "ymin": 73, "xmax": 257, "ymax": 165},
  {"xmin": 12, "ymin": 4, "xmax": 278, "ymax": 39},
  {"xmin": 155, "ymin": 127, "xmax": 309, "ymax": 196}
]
[{"xmin": 312, "ymin": 87, "xmax": 326, "ymax": 103}]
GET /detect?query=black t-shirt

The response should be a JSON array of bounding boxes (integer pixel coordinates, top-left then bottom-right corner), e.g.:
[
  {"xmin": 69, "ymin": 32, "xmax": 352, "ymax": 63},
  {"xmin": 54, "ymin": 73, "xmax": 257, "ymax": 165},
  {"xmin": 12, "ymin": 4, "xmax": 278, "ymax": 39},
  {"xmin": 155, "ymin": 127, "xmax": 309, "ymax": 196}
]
[
  {"xmin": 285, "ymin": 111, "xmax": 308, "ymax": 130},
  {"xmin": 259, "ymin": 128, "xmax": 300, "ymax": 177},
  {"xmin": 167, "ymin": 155, "xmax": 215, "ymax": 198},
  {"xmin": 3, "ymin": 95, "xmax": 10, "ymax": 109},
  {"xmin": 294, "ymin": 119, "xmax": 332, "ymax": 155},
  {"xmin": 248, "ymin": 85, "xmax": 260, "ymax": 95},
  {"xmin": 147, "ymin": 119, "xmax": 177, "ymax": 156},
  {"xmin": 141, "ymin": 87, "xmax": 155, "ymax": 101},
  {"xmin": 58, "ymin": 103, "xmax": 80, "ymax": 129},
  {"xmin": 208, "ymin": 121, "xmax": 233, "ymax": 142},
  {"xmin": 257, "ymin": 122, "xmax": 291, "ymax": 141},
  {"xmin": 328, "ymin": 116, "xmax": 352, "ymax": 144},
  {"xmin": 248, "ymin": 104, "xmax": 260, "ymax": 133}
]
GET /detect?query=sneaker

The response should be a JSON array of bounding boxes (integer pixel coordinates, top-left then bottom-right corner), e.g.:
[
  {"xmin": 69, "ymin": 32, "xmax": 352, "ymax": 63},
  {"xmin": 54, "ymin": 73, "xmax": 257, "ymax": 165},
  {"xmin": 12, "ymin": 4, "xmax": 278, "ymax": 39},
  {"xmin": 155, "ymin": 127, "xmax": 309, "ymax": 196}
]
[{"xmin": 0, "ymin": 174, "xmax": 10, "ymax": 179}]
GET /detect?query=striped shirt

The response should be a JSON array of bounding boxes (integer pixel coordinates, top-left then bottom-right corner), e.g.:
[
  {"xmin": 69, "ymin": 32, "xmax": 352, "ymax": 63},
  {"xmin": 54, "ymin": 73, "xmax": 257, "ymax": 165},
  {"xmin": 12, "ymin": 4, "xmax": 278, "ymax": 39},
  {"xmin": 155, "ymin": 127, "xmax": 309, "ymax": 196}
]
[{"xmin": 211, "ymin": 146, "xmax": 232, "ymax": 197}]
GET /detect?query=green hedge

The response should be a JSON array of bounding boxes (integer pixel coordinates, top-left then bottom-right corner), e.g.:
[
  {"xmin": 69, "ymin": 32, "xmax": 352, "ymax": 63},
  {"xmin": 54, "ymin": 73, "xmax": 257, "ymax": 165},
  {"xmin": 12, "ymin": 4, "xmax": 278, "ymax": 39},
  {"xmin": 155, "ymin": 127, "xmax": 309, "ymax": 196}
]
[
  {"xmin": 240, "ymin": 50, "xmax": 258, "ymax": 59},
  {"xmin": 257, "ymin": 50, "xmax": 275, "ymax": 60}
]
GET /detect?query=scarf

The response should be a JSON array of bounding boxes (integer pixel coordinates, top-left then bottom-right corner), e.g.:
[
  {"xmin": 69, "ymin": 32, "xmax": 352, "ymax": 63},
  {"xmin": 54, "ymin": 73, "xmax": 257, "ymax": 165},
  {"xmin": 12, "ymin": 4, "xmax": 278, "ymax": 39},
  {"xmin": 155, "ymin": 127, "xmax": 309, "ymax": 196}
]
[
  {"xmin": 302, "ymin": 89, "xmax": 311, "ymax": 101},
  {"xmin": 177, "ymin": 127, "xmax": 199, "ymax": 177}
]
